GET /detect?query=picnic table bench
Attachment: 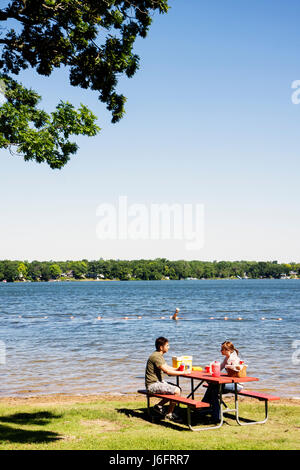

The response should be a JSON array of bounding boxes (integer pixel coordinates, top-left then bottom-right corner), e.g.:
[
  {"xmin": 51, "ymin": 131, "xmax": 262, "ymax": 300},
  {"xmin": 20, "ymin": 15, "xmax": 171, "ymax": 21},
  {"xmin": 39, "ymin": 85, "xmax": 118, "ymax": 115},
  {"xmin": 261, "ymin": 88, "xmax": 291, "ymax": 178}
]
[
  {"xmin": 202, "ymin": 384, "xmax": 280, "ymax": 425},
  {"xmin": 232, "ymin": 389, "xmax": 280, "ymax": 425},
  {"xmin": 138, "ymin": 389, "xmax": 210, "ymax": 429}
]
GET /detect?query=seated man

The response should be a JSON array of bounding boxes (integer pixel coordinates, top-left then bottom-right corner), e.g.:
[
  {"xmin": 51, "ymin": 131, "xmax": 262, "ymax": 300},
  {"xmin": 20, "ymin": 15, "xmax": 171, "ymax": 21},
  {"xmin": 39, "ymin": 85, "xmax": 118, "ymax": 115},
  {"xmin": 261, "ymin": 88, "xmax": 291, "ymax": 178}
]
[{"xmin": 145, "ymin": 336, "xmax": 186, "ymax": 422}]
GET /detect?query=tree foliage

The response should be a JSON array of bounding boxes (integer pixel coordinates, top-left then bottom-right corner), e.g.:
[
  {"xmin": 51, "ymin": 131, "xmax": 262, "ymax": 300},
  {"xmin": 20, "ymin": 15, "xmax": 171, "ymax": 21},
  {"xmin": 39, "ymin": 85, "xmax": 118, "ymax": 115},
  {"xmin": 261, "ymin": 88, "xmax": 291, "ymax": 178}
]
[
  {"xmin": 0, "ymin": 0, "xmax": 169, "ymax": 168},
  {"xmin": 0, "ymin": 74, "xmax": 100, "ymax": 167},
  {"xmin": 0, "ymin": 258, "xmax": 299, "ymax": 282}
]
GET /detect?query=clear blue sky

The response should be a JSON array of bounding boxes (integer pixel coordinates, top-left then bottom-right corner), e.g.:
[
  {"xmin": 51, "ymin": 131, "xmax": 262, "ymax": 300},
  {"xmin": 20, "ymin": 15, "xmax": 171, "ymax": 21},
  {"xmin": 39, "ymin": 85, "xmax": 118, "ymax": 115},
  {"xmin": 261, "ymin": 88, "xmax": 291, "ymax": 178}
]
[{"xmin": 1, "ymin": 0, "xmax": 300, "ymax": 262}]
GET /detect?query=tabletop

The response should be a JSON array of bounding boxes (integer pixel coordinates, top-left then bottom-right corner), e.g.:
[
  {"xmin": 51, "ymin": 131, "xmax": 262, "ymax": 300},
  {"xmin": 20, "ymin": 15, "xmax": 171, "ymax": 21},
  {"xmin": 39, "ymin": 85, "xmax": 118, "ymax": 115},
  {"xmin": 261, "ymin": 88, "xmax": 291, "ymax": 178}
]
[{"xmin": 179, "ymin": 371, "xmax": 259, "ymax": 384}]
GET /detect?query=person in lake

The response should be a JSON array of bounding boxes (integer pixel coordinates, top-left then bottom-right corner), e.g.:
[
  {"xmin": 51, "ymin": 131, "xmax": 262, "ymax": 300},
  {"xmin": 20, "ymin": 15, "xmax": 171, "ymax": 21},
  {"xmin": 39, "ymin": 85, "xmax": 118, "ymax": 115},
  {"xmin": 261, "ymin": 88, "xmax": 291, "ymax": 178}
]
[
  {"xmin": 171, "ymin": 308, "xmax": 180, "ymax": 320},
  {"xmin": 201, "ymin": 341, "xmax": 244, "ymax": 422},
  {"xmin": 145, "ymin": 336, "xmax": 189, "ymax": 423}
]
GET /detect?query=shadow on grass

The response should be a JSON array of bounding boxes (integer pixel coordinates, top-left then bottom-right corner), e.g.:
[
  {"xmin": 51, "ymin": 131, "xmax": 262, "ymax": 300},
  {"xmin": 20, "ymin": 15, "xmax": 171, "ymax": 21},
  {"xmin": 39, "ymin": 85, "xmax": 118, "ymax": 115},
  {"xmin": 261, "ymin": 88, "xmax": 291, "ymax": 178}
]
[
  {"xmin": 117, "ymin": 406, "xmax": 191, "ymax": 432},
  {"xmin": 0, "ymin": 411, "xmax": 62, "ymax": 426},
  {"xmin": 222, "ymin": 411, "xmax": 263, "ymax": 424},
  {"xmin": 117, "ymin": 406, "xmax": 255, "ymax": 431},
  {"xmin": 0, "ymin": 411, "xmax": 63, "ymax": 444}
]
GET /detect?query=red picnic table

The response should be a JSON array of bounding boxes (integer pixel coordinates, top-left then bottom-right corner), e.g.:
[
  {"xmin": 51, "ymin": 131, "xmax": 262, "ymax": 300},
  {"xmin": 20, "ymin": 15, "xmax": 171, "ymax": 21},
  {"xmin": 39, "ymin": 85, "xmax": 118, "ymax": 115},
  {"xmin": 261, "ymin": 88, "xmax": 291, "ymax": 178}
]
[
  {"xmin": 139, "ymin": 371, "xmax": 280, "ymax": 431},
  {"xmin": 174, "ymin": 370, "xmax": 277, "ymax": 431}
]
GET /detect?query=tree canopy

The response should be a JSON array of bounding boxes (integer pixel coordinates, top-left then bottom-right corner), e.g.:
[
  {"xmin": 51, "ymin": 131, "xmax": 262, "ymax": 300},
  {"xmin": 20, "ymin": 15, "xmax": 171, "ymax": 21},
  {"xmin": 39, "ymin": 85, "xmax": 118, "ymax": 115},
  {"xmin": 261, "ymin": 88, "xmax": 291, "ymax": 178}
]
[
  {"xmin": 0, "ymin": 0, "xmax": 169, "ymax": 168},
  {"xmin": 0, "ymin": 258, "xmax": 299, "ymax": 282}
]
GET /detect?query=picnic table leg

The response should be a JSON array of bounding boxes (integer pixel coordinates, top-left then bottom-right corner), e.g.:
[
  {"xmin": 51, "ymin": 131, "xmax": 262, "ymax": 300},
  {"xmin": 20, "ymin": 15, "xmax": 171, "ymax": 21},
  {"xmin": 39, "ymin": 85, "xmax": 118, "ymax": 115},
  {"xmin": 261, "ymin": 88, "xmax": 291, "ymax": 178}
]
[
  {"xmin": 187, "ymin": 383, "xmax": 224, "ymax": 431},
  {"xmin": 234, "ymin": 383, "xmax": 269, "ymax": 425},
  {"xmin": 146, "ymin": 394, "xmax": 158, "ymax": 423},
  {"xmin": 146, "ymin": 394, "xmax": 152, "ymax": 421},
  {"xmin": 187, "ymin": 380, "xmax": 204, "ymax": 399},
  {"xmin": 220, "ymin": 382, "xmax": 240, "ymax": 417},
  {"xmin": 218, "ymin": 383, "xmax": 225, "ymax": 426}
]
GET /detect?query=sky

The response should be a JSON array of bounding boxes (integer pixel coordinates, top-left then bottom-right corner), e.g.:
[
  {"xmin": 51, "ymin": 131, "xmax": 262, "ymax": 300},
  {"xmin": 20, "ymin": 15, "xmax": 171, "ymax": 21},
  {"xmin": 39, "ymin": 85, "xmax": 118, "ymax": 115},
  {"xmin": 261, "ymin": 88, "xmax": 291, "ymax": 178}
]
[{"xmin": 1, "ymin": 0, "xmax": 300, "ymax": 263}]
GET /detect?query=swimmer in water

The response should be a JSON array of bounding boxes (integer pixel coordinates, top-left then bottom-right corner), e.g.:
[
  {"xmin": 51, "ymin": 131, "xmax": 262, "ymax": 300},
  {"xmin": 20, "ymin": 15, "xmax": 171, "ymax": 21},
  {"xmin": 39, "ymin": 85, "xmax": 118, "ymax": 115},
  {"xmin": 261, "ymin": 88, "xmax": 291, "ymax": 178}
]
[{"xmin": 171, "ymin": 308, "xmax": 180, "ymax": 320}]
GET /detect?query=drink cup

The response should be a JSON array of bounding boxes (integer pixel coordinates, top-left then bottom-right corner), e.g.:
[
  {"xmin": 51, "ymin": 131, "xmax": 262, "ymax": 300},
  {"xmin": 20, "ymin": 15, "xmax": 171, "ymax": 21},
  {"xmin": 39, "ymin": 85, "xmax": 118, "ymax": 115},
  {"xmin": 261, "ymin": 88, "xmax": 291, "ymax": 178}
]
[
  {"xmin": 205, "ymin": 366, "xmax": 211, "ymax": 373},
  {"xmin": 211, "ymin": 361, "xmax": 220, "ymax": 377}
]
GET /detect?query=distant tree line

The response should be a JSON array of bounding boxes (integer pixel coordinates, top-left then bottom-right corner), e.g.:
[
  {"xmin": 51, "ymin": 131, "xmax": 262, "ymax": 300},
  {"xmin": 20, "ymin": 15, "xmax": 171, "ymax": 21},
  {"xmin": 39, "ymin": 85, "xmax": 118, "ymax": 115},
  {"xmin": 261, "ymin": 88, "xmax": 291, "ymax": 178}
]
[{"xmin": 0, "ymin": 259, "xmax": 299, "ymax": 282}]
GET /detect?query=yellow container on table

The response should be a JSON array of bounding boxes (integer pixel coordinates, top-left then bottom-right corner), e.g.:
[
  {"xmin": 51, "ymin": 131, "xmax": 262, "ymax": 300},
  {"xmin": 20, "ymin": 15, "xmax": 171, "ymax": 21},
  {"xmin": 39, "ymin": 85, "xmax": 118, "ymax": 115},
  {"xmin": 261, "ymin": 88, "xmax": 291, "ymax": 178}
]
[
  {"xmin": 181, "ymin": 355, "xmax": 193, "ymax": 371},
  {"xmin": 172, "ymin": 355, "xmax": 193, "ymax": 371},
  {"xmin": 172, "ymin": 356, "xmax": 182, "ymax": 368}
]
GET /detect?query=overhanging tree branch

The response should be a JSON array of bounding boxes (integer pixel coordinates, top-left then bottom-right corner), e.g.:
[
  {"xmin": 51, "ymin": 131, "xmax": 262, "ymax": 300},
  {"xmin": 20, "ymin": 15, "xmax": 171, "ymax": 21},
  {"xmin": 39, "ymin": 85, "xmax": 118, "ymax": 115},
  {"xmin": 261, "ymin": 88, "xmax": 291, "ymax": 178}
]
[{"xmin": 0, "ymin": 0, "xmax": 169, "ymax": 168}]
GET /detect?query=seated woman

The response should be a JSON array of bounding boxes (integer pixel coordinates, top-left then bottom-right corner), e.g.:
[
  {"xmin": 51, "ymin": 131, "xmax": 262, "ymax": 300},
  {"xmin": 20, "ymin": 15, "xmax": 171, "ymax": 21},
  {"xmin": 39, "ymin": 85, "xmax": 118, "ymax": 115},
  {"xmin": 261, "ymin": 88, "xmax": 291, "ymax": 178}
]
[{"xmin": 202, "ymin": 341, "xmax": 244, "ymax": 422}]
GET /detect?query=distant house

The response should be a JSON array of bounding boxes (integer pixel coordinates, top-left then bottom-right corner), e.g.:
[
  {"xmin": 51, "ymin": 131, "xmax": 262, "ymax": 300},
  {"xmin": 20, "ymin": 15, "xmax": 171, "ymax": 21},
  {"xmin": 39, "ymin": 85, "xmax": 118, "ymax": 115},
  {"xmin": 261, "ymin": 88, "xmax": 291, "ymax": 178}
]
[
  {"xmin": 280, "ymin": 273, "xmax": 289, "ymax": 279},
  {"xmin": 60, "ymin": 270, "xmax": 74, "ymax": 278},
  {"xmin": 289, "ymin": 271, "xmax": 298, "ymax": 278}
]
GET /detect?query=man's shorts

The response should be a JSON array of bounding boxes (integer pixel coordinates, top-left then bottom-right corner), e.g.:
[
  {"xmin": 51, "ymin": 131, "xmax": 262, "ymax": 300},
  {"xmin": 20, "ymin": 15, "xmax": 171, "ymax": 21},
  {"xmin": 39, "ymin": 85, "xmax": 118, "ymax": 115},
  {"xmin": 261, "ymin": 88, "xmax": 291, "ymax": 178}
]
[{"xmin": 147, "ymin": 380, "xmax": 180, "ymax": 395}]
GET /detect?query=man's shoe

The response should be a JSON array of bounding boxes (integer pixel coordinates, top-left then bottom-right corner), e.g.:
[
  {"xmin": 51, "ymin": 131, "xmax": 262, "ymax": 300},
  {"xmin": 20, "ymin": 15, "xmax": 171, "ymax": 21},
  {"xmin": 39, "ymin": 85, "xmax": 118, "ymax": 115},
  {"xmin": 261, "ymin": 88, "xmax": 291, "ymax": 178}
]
[
  {"xmin": 153, "ymin": 404, "xmax": 166, "ymax": 416},
  {"xmin": 164, "ymin": 412, "xmax": 183, "ymax": 424}
]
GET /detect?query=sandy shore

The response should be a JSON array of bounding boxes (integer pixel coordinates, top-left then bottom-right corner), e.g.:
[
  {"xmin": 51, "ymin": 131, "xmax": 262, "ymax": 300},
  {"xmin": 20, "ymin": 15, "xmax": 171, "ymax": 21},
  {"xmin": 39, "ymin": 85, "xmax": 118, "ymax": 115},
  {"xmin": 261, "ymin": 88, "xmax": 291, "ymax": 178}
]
[
  {"xmin": 0, "ymin": 393, "xmax": 299, "ymax": 407},
  {"xmin": 0, "ymin": 393, "xmax": 140, "ymax": 406}
]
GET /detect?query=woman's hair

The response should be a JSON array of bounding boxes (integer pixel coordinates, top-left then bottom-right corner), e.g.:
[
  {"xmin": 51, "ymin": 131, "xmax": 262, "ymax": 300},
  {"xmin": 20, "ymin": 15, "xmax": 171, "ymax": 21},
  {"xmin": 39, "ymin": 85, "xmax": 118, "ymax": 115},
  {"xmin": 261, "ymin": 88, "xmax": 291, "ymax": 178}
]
[
  {"xmin": 155, "ymin": 336, "xmax": 168, "ymax": 351},
  {"xmin": 221, "ymin": 341, "xmax": 239, "ymax": 356}
]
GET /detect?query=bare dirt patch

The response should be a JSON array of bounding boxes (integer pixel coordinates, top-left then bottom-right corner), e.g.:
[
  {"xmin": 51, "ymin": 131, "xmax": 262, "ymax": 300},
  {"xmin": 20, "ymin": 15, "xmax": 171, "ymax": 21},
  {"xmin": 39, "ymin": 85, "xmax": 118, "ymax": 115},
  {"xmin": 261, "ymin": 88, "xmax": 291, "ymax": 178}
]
[
  {"xmin": 60, "ymin": 435, "xmax": 80, "ymax": 442},
  {"xmin": 0, "ymin": 393, "xmax": 141, "ymax": 406},
  {"xmin": 80, "ymin": 419, "xmax": 122, "ymax": 432}
]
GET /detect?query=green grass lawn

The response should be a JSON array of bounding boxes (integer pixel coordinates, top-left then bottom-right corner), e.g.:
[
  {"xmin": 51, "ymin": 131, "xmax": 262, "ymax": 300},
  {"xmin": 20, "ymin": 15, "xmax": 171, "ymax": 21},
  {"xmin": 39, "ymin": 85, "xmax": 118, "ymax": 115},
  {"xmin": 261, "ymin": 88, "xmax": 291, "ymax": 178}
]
[{"xmin": 0, "ymin": 396, "xmax": 299, "ymax": 450}]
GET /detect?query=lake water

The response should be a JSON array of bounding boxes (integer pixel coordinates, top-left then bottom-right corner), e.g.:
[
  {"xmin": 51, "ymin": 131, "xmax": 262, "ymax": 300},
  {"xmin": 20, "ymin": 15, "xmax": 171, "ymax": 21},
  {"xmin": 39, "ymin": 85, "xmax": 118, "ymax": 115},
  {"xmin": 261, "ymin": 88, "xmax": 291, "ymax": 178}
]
[{"xmin": 0, "ymin": 280, "xmax": 299, "ymax": 398}]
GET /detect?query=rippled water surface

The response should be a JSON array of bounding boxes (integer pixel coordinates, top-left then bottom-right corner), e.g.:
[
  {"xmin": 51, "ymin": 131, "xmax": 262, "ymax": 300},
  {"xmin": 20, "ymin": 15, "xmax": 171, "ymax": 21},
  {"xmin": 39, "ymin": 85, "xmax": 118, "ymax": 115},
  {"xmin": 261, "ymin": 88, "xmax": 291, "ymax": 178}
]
[{"xmin": 0, "ymin": 280, "xmax": 299, "ymax": 398}]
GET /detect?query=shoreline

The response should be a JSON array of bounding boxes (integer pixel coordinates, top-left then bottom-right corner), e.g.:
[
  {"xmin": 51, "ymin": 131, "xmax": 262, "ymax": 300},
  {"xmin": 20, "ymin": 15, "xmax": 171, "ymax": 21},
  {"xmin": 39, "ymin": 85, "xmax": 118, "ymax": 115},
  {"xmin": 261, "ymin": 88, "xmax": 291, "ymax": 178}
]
[
  {"xmin": 2, "ymin": 277, "xmax": 300, "ymax": 283},
  {"xmin": 0, "ymin": 393, "xmax": 299, "ymax": 406}
]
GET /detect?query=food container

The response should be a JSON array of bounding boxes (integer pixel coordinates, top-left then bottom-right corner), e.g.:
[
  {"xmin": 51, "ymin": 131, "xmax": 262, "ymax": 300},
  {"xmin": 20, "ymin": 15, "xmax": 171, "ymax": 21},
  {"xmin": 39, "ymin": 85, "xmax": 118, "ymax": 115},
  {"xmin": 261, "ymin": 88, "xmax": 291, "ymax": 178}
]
[
  {"xmin": 172, "ymin": 356, "xmax": 182, "ymax": 369},
  {"xmin": 172, "ymin": 355, "xmax": 192, "ymax": 371},
  {"xmin": 181, "ymin": 355, "xmax": 192, "ymax": 371},
  {"xmin": 226, "ymin": 365, "xmax": 248, "ymax": 378}
]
